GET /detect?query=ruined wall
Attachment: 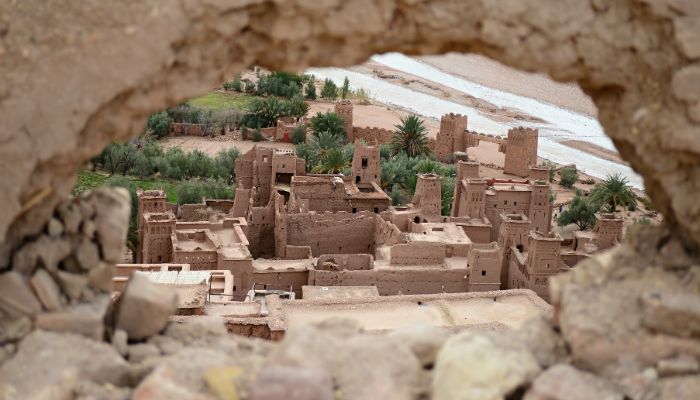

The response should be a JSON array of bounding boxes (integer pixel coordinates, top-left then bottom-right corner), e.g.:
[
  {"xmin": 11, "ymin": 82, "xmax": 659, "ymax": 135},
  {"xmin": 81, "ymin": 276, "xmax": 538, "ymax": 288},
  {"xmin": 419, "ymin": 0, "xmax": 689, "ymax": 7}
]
[
  {"xmin": 594, "ymin": 213, "xmax": 624, "ymax": 250},
  {"xmin": 334, "ymin": 100, "xmax": 353, "ymax": 140},
  {"xmin": 467, "ymin": 243, "xmax": 502, "ymax": 292},
  {"xmin": 316, "ymin": 254, "xmax": 373, "ymax": 271},
  {"xmin": 246, "ymin": 204, "xmax": 275, "ymax": 258},
  {"xmin": 351, "ymin": 127, "xmax": 393, "ymax": 144},
  {"xmin": 169, "ymin": 122, "xmax": 204, "ymax": 137},
  {"xmin": 412, "ymin": 174, "xmax": 442, "ymax": 220}
]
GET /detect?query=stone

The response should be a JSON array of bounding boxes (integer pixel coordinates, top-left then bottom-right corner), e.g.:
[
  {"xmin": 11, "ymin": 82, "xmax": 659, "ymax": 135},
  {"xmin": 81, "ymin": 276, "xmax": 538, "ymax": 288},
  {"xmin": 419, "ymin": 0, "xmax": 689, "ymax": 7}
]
[
  {"xmin": 112, "ymin": 329, "xmax": 128, "ymax": 357},
  {"xmin": 12, "ymin": 235, "xmax": 72, "ymax": 274},
  {"xmin": 30, "ymin": 268, "xmax": 63, "ymax": 311},
  {"xmin": 148, "ymin": 334, "xmax": 183, "ymax": 355},
  {"xmin": 671, "ymin": 64, "xmax": 700, "ymax": 102},
  {"xmin": 674, "ymin": 16, "xmax": 700, "ymax": 59},
  {"xmin": 91, "ymin": 188, "xmax": 131, "ymax": 263},
  {"xmin": 56, "ymin": 270, "xmax": 89, "ymax": 300},
  {"xmin": 132, "ymin": 349, "xmax": 243, "ymax": 400},
  {"xmin": 47, "ymin": 218, "xmax": 64, "ymax": 238},
  {"xmin": 75, "ymin": 238, "xmax": 101, "ymax": 271},
  {"xmin": 34, "ymin": 294, "xmax": 110, "ymax": 340},
  {"xmin": 0, "ymin": 314, "xmax": 31, "ymax": 344},
  {"xmin": 128, "ymin": 343, "xmax": 161, "ymax": 363},
  {"xmin": 523, "ymin": 364, "xmax": 623, "ymax": 400},
  {"xmin": 203, "ymin": 366, "xmax": 243, "ymax": 400},
  {"xmin": 82, "ymin": 219, "xmax": 96, "ymax": 239},
  {"xmin": 249, "ymin": 367, "xmax": 333, "ymax": 400},
  {"xmin": 658, "ymin": 375, "xmax": 700, "ymax": 399},
  {"xmin": 57, "ymin": 202, "xmax": 83, "ymax": 234},
  {"xmin": 0, "ymin": 330, "xmax": 130, "ymax": 399},
  {"xmin": 164, "ymin": 316, "xmax": 228, "ymax": 344},
  {"xmin": 516, "ymin": 315, "xmax": 567, "ymax": 368},
  {"xmin": 75, "ymin": 381, "xmax": 131, "ymax": 400},
  {"xmin": 115, "ymin": 272, "xmax": 178, "ymax": 340},
  {"xmin": 0, "ymin": 271, "xmax": 42, "ymax": 317},
  {"xmin": 89, "ymin": 262, "xmax": 115, "ymax": 292},
  {"xmin": 433, "ymin": 331, "xmax": 541, "ymax": 400},
  {"xmin": 271, "ymin": 320, "xmax": 422, "ymax": 400},
  {"xmin": 0, "ymin": 343, "xmax": 16, "ymax": 365},
  {"xmin": 641, "ymin": 290, "xmax": 700, "ymax": 337},
  {"xmin": 388, "ymin": 324, "xmax": 451, "ymax": 368},
  {"xmin": 657, "ymin": 355, "xmax": 700, "ymax": 377}
]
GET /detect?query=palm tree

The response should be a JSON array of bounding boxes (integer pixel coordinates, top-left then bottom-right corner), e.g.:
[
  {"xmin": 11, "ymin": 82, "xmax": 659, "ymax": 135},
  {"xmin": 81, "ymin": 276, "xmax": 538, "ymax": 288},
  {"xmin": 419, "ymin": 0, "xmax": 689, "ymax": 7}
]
[
  {"xmin": 309, "ymin": 111, "xmax": 345, "ymax": 139},
  {"xmin": 588, "ymin": 173, "xmax": 637, "ymax": 212},
  {"xmin": 309, "ymin": 130, "xmax": 341, "ymax": 156},
  {"xmin": 311, "ymin": 147, "xmax": 349, "ymax": 174},
  {"xmin": 390, "ymin": 115, "xmax": 430, "ymax": 157}
]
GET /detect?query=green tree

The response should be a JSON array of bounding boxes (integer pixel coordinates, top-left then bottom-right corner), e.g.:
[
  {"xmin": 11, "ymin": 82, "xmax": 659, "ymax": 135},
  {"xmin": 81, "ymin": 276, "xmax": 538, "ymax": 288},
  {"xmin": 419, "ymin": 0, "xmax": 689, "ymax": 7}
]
[
  {"xmin": 309, "ymin": 111, "xmax": 346, "ymax": 139},
  {"xmin": 543, "ymin": 161, "xmax": 557, "ymax": 182},
  {"xmin": 146, "ymin": 112, "xmax": 173, "ymax": 139},
  {"xmin": 340, "ymin": 76, "xmax": 351, "ymax": 99},
  {"xmin": 244, "ymin": 79, "xmax": 256, "ymax": 94},
  {"xmin": 588, "ymin": 173, "xmax": 637, "ymax": 212},
  {"xmin": 212, "ymin": 148, "xmax": 241, "ymax": 183},
  {"xmin": 557, "ymin": 191, "xmax": 598, "ymax": 230},
  {"xmin": 559, "ymin": 167, "xmax": 578, "ymax": 188},
  {"xmin": 320, "ymin": 79, "xmax": 338, "ymax": 100},
  {"xmin": 305, "ymin": 81, "xmax": 317, "ymax": 100},
  {"xmin": 285, "ymin": 95, "xmax": 310, "ymax": 120},
  {"xmin": 232, "ymin": 75, "xmax": 242, "ymax": 92},
  {"xmin": 241, "ymin": 97, "xmax": 286, "ymax": 128},
  {"xmin": 390, "ymin": 115, "xmax": 430, "ymax": 157}
]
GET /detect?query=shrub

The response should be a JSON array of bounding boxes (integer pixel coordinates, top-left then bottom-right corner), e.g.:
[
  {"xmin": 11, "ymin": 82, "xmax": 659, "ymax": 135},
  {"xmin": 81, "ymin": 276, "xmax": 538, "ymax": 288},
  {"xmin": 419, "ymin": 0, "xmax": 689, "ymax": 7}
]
[
  {"xmin": 292, "ymin": 124, "xmax": 307, "ymax": 144},
  {"xmin": 557, "ymin": 191, "xmax": 598, "ymax": 230},
  {"xmin": 167, "ymin": 103, "xmax": 202, "ymax": 123},
  {"xmin": 285, "ymin": 95, "xmax": 310, "ymax": 120},
  {"xmin": 559, "ymin": 167, "xmax": 578, "ymax": 188},
  {"xmin": 320, "ymin": 79, "xmax": 338, "ymax": 100},
  {"xmin": 639, "ymin": 195, "xmax": 655, "ymax": 211},
  {"xmin": 256, "ymin": 71, "xmax": 304, "ymax": 98},
  {"xmin": 103, "ymin": 142, "xmax": 137, "ymax": 176},
  {"xmin": 241, "ymin": 126, "xmax": 249, "ymax": 140},
  {"xmin": 244, "ymin": 79, "xmax": 256, "ymax": 94},
  {"xmin": 340, "ymin": 76, "xmax": 350, "ymax": 100},
  {"xmin": 543, "ymin": 161, "xmax": 557, "ymax": 182},
  {"xmin": 146, "ymin": 111, "xmax": 173, "ymax": 138},
  {"xmin": 252, "ymin": 128, "xmax": 264, "ymax": 142},
  {"xmin": 352, "ymin": 88, "xmax": 372, "ymax": 105},
  {"xmin": 212, "ymin": 148, "xmax": 241, "ymax": 183},
  {"xmin": 241, "ymin": 97, "xmax": 286, "ymax": 128},
  {"xmin": 176, "ymin": 179, "xmax": 234, "ymax": 205},
  {"xmin": 130, "ymin": 152, "xmax": 154, "ymax": 178}
]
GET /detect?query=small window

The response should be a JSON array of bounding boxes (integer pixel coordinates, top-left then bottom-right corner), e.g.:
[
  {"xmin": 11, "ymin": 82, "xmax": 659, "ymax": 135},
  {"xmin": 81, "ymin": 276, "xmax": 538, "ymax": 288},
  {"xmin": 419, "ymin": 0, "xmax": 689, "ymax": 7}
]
[
  {"xmin": 352, "ymin": 208, "xmax": 357, "ymax": 213},
  {"xmin": 504, "ymin": 200, "xmax": 507, "ymax": 205},
  {"xmin": 356, "ymin": 176, "xmax": 360, "ymax": 183},
  {"xmin": 481, "ymin": 270, "xmax": 486, "ymax": 277},
  {"xmin": 413, "ymin": 216, "xmax": 420, "ymax": 223},
  {"xmin": 362, "ymin": 158, "xmax": 368, "ymax": 168},
  {"xmin": 374, "ymin": 207, "xmax": 379, "ymax": 213},
  {"xmin": 514, "ymin": 201, "xmax": 518, "ymax": 206}
]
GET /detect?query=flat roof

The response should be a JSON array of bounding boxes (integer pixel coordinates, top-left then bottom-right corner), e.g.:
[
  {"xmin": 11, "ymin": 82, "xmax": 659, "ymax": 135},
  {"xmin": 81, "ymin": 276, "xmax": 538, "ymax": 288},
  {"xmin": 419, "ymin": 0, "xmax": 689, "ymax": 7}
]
[
  {"xmin": 268, "ymin": 289, "xmax": 550, "ymax": 334},
  {"xmin": 301, "ymin": 285, "xmax": 379, "ymax": 300},
  {"xmin": 252, "ymin": 258, "xmax": 314, "ymax": 272}
]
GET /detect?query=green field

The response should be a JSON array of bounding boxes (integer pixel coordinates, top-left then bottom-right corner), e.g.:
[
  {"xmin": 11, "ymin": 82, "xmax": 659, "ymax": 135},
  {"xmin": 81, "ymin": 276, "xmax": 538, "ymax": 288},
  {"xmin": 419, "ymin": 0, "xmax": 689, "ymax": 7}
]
[
  {"xmin": 188, "ymin": 91, "xmax": 257, "ymax": 111},
  {"xmin": 73, "ymin": 170, "xmax": 179, "ymax": 203}
]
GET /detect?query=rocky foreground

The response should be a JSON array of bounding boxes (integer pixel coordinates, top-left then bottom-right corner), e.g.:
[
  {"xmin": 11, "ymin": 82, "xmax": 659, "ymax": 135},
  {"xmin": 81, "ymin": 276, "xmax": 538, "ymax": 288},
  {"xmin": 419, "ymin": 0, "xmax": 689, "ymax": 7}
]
[{"xmin": 0, "ymin": 194, "xmax": 698, "ymax": 399}]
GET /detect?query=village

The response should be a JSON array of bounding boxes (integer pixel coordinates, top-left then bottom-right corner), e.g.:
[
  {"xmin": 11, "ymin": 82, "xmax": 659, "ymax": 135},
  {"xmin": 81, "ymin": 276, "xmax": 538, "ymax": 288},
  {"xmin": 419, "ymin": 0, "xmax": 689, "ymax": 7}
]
[{"xmin": 85, "ymin": 70, "xmax": 658, "ymax": 338}]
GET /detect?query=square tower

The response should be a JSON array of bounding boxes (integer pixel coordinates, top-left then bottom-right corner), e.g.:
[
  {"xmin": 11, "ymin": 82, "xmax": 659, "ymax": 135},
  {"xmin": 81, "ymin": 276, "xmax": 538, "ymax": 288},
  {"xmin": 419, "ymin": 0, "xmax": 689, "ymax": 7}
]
[
  {"xmin": 451, "ymin": 160, "xmax": 481, "ymax": 217},
  {"xmin": 412, "ymin": 174, "xmax": 442, "ymax": 220},
  {"xmin": 497, "ymin": 213, "xmax": 530, "ymax": 289},
  {"xmin": 141, "ymin": 212, "xmax": 176, "ymax": 264},
  {"xmin": 467, "ymin": 242, "xmax": 502, "ymax": 292},
  {"xmin": 526, "ymin": 230, "xmax": 563, "ymax": 301},
  {"xmin": 436, "ymin": 113, "xmax": 467, "ymax": 163},
  {"xmin": 351, "ymin": 139, "xmax": 381, "ymax": 187},
  {"xmin": 334, "ymin": 100, "xmax": 354, "ymax": 140},
  {"xmin": 504, "ymin": 127, "xmax": 538, "ymax": 177},
  {"xmin": 458, "ymin": 178, "xmax": 487, "ymax": 219},
  {"xmin": 594, "ymin": 213, "xmax": 624, "ymax": 250},
  {"xmin": 136, "ymin": 189, "xmax": 166, "ymax": 263},
  {"xmin": 528, "ymin": 180, "xmax": 552, "ymax": 235}
]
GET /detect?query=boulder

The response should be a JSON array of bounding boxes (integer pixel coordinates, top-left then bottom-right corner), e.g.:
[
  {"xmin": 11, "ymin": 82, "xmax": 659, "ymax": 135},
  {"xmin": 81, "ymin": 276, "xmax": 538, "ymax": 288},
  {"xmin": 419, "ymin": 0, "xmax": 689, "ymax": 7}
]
[
  {"xmin": 30, "ymin": 268, "xmax": 63, "ymax": 311},
  {"xmin": 433, "ymin": 331, "xmax": 540, "ymax": 400},
  {"xmin": 34, "ymin": 294, "xmax": 110, "ymax": 340},
  {"xmin": 90, "ymin": 188, "xmax": 131, "ymax": 264},
  {"xmin": 0, "ymin": 271, "xmax": 42, "ymax": 317},
  {"xmin": 249, "ymin": 367, "xmax": 334, "ymax": 400},
  {"xmin": 0, "ymin": 330, "xmax": 130, "ymax": 399},
  {"xmin": 115, "ymin": 272, "xmax": 178, "ymax": 340},
  {"xmin": 523, "ymin": 364, "xmax": 623, "ymax": 400}
]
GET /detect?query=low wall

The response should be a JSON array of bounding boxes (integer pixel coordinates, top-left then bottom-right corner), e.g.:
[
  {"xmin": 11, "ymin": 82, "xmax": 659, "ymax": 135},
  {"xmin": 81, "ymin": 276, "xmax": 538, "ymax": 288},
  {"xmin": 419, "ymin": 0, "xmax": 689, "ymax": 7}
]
[
  {"xmin": 170, "ymin": 122, "xmax": 205, "ymax": 136},
  {"xmin": 316, "ymin": 254, "xmax": 373, "ymax": 271},
  {"xmin": 351, "ymin": 126, "xmax": 393, "ymax": 144},
  {"xmin": 390, "ymin": 242, "xmax": 445, "ymax": 265}
]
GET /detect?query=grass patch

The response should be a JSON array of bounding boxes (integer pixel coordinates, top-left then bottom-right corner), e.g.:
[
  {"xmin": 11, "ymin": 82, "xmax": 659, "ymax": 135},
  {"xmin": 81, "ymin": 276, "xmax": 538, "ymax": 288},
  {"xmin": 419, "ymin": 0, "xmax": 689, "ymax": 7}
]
[
  {"xmin": 188, "ymin": 91, "xmax": 258, "ymax": 111},
  {"xmin": 73, "ymin": 170, "xmax": 179, "ymax": 203}
]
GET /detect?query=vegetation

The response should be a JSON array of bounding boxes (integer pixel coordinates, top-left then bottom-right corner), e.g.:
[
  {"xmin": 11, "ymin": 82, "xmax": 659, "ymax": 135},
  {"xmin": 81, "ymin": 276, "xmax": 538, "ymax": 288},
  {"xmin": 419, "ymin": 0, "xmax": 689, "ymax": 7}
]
[
  {"xmin": 291, "ymin": 124, "xmax": 307, "ymax": 144},
  {"xmin": 309, "ymin": 111, "xmax": 346, "ymax": 140},
  {"xmin": 557, "ymin": 191, "xmax": 597, "ymax": 230},
  {"xmin": 146, "ymin": 112, "xmax": 173, "ymax": 139},
  {"xmin": 187, "ymin": 92, "xmax": 255, "ymax": 111},
  {"xmin": 588, "ymin": 173, "xmax": 637, "ymax": 212},
  {"xmin": 639, "ymin": 195, "xmax": 655, "ymax": 211},
  {"xmin": 390, "ymin": 115, "xmax": 430, "ymax": 158},
  {"xmin": 542, "ymin": 161, "xmax": 557, "ymax": 182},
  {"xmin": 559, "ymin": 167, "xmax": 578, "ymax": 188},
  {"xmin": 175, "ymin": 179, "xmax": 234, "ymax": 204},
  {"xmin": 340, "ymin": 76, "xmax": 351, "ymax": 100},
  {"xmin": 321, "ymin": 79, "xmax": 338, "ymax": 100},
  {"xmin": 311, "ymin": 146, "xmax": 352, "ymax": 174},
  {"xmin": 240, "ymin": 96, "xmax": 309, "ymax": 129},
  {"xmin": 352, "ymin": 88, "xmax": 372, "ymax": 105},
  {"xmin": 95, "ymin": 138, "xmax": 240, "ymax": 184},
  {"xmin": 256, "ymin": 71, "xmax": 306, "ymax": 99},
  {"xmin": 305, "ymin": 81, "xmax": 317, "ymax": 100}
]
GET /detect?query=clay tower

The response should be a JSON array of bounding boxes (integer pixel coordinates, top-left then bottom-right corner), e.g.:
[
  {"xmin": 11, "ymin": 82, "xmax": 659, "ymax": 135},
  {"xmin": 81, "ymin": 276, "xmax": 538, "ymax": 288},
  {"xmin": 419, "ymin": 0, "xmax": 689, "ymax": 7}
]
[
  {"xmin": 528, "ymin": 180, "xmax": 552, "ymax": 235},
  {"xmin": 412, "ymin": 174, "xmax": 442, "ymax": 220},
  {"xmin": 451, "ymin": 160, "xmax": 481, "ymax": 217},
  {"xmin": 503, "ymin": 127, "xmax": 538, "ymax": 177},
  {"xmin": 334, "ymin": 100, "xmax": 353, "ymax": 141},
  {"xmin": 435, "ymin": 113, "xmax": 467, "ymax": 162},
  {"xmin": 351, "ymin": 139, "xmax": 381, "ymax": 187}
]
